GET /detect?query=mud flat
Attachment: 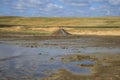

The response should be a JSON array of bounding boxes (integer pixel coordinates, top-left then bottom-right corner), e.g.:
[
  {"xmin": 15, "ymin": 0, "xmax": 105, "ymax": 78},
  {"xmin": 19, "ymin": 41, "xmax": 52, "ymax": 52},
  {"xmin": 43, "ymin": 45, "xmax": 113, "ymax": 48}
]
[
  {"xmin": 39, "ymin": 53, "xmax": 120, "ymax": 80},
  {"xmin": 0, "ymin": 35, "xmax": 120, "ymax": 80}
]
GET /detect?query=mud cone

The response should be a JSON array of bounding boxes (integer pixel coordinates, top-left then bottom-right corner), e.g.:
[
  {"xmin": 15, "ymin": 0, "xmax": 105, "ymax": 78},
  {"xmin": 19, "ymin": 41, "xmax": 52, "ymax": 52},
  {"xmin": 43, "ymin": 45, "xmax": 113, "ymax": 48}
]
[{"xmin": 51, "ymin": 29, "xmax": 71, "ymax": 36}]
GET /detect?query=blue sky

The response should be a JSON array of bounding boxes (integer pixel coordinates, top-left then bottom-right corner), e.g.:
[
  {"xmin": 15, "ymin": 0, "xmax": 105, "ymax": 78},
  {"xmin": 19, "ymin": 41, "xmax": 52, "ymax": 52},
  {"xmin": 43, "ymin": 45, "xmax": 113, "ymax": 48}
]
[{"xmin": 0, "ymin": 0, "xmax": 120, "ymax": 17}]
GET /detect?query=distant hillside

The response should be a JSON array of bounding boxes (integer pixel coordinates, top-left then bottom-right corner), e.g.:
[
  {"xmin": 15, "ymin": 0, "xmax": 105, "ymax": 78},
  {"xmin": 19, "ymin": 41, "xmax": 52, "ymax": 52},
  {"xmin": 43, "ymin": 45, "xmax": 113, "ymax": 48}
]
[{"xmin": 0, "ymin": 16, "xmax": 120, "ymax": 28}]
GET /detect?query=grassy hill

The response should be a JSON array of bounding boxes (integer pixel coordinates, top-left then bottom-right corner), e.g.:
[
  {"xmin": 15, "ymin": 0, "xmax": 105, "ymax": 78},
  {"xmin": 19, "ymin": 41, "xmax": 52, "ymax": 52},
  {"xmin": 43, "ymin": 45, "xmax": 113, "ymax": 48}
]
[
  {"xmin": 0, "ymin": 16, "xmax": 120, "ymax": 27},
  {"xmin": 0, "ymin": 16, "xmax": 120, "ymax": 35}
]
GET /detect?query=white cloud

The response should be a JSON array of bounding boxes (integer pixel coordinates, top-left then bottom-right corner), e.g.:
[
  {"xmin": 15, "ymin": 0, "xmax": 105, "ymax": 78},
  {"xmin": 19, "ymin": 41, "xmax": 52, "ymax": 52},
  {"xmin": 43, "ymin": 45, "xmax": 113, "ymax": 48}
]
[
  {"xmin": 89, "ymin": 0, "xmax": 104, "ymax": 2},
  {"xmin": 108, "ymin": 0, "xmax": 120, "ymax": 5},
  {"xmin": 14, "ymin": 3, "xmax": 26, "ymax": 12},
  {"xmin": 44, "ymin": 3, "xmax": 63, "ymax": 12},
  {"xmin": 1, "ymin": 0, "xmax": 120, "ymax": 17},
  {"xmin": 106, "ymin": 10, "xmax": 111, "ymax": 15},
  {"xmin": 12, "ymin": 0, "xmax": 63, "ymax": 13},
  {"xmin": 3, "ymin": 0, "xmax": 9, "ymax": 4},
  {"xmin": 90, "ymin": 7, "xmax": 96, "ymax": 11},
  {"xmin": 69, "ymin": 3, "xmax": 89, "ymax": 7},
  {"xmin": 60, "ymin": 0, "xmax": 90, "ymax": 7},
  {"xmin": 47, "ymin": 3, "xmax": 63, "ymax": 9}
]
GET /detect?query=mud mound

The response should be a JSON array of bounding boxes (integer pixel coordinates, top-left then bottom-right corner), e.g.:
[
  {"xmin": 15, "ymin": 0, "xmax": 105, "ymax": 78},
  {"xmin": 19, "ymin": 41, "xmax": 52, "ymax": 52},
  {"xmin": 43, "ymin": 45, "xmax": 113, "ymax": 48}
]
[{"xmin": 51, "ymin": 29, "xmax": 71, "ymax": 36}]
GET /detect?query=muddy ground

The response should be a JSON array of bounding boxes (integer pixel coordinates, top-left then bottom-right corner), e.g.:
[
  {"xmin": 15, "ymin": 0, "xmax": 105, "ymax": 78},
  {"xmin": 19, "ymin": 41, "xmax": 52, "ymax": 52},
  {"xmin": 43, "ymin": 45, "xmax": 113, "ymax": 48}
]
[
  {"xmin": 0, "ymin": 34, "xmax": 120, "ymax": 80},
  {"xmin": 39, "ymin": 53, "xmax": 120, "ymax": 80}
]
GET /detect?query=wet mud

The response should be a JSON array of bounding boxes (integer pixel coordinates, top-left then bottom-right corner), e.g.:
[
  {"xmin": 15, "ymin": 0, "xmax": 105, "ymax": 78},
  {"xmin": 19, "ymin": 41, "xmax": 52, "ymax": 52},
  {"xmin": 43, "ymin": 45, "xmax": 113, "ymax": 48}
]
[{"xmin": 0, "ymin": 35, "xmax": 120, "ymax": 80}]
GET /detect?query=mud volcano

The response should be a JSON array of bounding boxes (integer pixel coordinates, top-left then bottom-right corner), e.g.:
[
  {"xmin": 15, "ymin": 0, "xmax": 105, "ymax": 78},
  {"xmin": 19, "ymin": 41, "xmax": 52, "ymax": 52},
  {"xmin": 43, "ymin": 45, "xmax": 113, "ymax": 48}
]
[{"xmin": 51, "ymin": 29, "xmax": 71, "ymax": 36}]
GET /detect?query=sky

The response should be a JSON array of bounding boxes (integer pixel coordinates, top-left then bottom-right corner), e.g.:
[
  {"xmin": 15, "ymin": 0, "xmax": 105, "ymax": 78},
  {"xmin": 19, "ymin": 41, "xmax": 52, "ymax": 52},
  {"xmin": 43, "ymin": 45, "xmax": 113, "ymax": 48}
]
[{"xmin": 0, "ymin": 0, "xmax": 120, "ymax": 17}]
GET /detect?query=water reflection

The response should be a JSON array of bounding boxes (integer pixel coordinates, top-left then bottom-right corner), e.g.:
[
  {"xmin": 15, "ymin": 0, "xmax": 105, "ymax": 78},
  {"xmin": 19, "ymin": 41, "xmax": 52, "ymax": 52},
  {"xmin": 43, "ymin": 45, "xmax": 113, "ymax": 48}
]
[
  {"xmin": 0, "ymin": 39, "xmax": 120, "ymax": 79},
  {"xmin": 0, "ymin": 43, "xmax": 93, "ymax": 79}
]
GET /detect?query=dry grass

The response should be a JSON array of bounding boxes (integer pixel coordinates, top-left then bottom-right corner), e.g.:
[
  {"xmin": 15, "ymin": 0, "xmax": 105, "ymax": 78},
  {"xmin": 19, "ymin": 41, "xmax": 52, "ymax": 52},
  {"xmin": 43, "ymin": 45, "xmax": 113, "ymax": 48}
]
[
  {"xmin": 0, "ymin": 27, "xmax": 120, "ymax": 36},
  {"xmin": 0, "ymin": 16, "xmax": 120, "ymax": 26},
  {"xmin": 0, "ymin": 16, "xmax": 120, "ymax": 36},
  {"xmin": 66, "ymin": 28, "xmax": 120, "ymax": 36}
]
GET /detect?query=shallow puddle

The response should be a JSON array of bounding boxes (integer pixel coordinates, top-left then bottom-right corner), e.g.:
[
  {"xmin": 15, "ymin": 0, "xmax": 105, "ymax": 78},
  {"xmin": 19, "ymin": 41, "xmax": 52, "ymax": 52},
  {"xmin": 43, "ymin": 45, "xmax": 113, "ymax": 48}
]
[
  {"xmin": 0, "ymin": 39, "xmax": 120, "ymax": 79},
  {"xmin": 0, "ymin": 43, "xmax": 93, "ymax": 79}
]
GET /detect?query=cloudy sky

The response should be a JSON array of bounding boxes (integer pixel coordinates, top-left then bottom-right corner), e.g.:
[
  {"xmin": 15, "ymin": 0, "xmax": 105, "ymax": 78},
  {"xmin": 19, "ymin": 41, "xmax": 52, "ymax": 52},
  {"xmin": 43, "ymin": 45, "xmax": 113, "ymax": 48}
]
[{"xmin": 0, "ymin": 0, "xmax": 120, "ymax": 17}]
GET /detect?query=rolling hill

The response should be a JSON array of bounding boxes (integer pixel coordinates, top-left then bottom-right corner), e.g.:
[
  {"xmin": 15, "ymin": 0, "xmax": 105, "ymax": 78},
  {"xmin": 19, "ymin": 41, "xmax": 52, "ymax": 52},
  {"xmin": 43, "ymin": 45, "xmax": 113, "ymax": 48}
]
[
  {"xmin": 0, "ymin": 16, "xmax": 120, "ymax": 27},
  {"xmin": 0, "ymin": 16, "xmax": 120, "ymax": 36}
]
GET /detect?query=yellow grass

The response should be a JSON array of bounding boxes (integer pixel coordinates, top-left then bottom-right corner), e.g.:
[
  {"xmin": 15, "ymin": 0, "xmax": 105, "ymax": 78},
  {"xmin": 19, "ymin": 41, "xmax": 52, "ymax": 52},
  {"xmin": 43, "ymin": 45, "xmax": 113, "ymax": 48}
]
[
  {"xmin": 66, "ymin": 28, "xmax": 120, "ymax": 36},
  {"xmin": 0, "ymin": 16, "xmax": 120, "ymax": 26},
  {"xmin": 0, "ymin": 27, "xmax": 120, "ymax": 36},
  {"xmin": 0, "ymin": 16, "xmax": 120, "ymax": 35}
]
